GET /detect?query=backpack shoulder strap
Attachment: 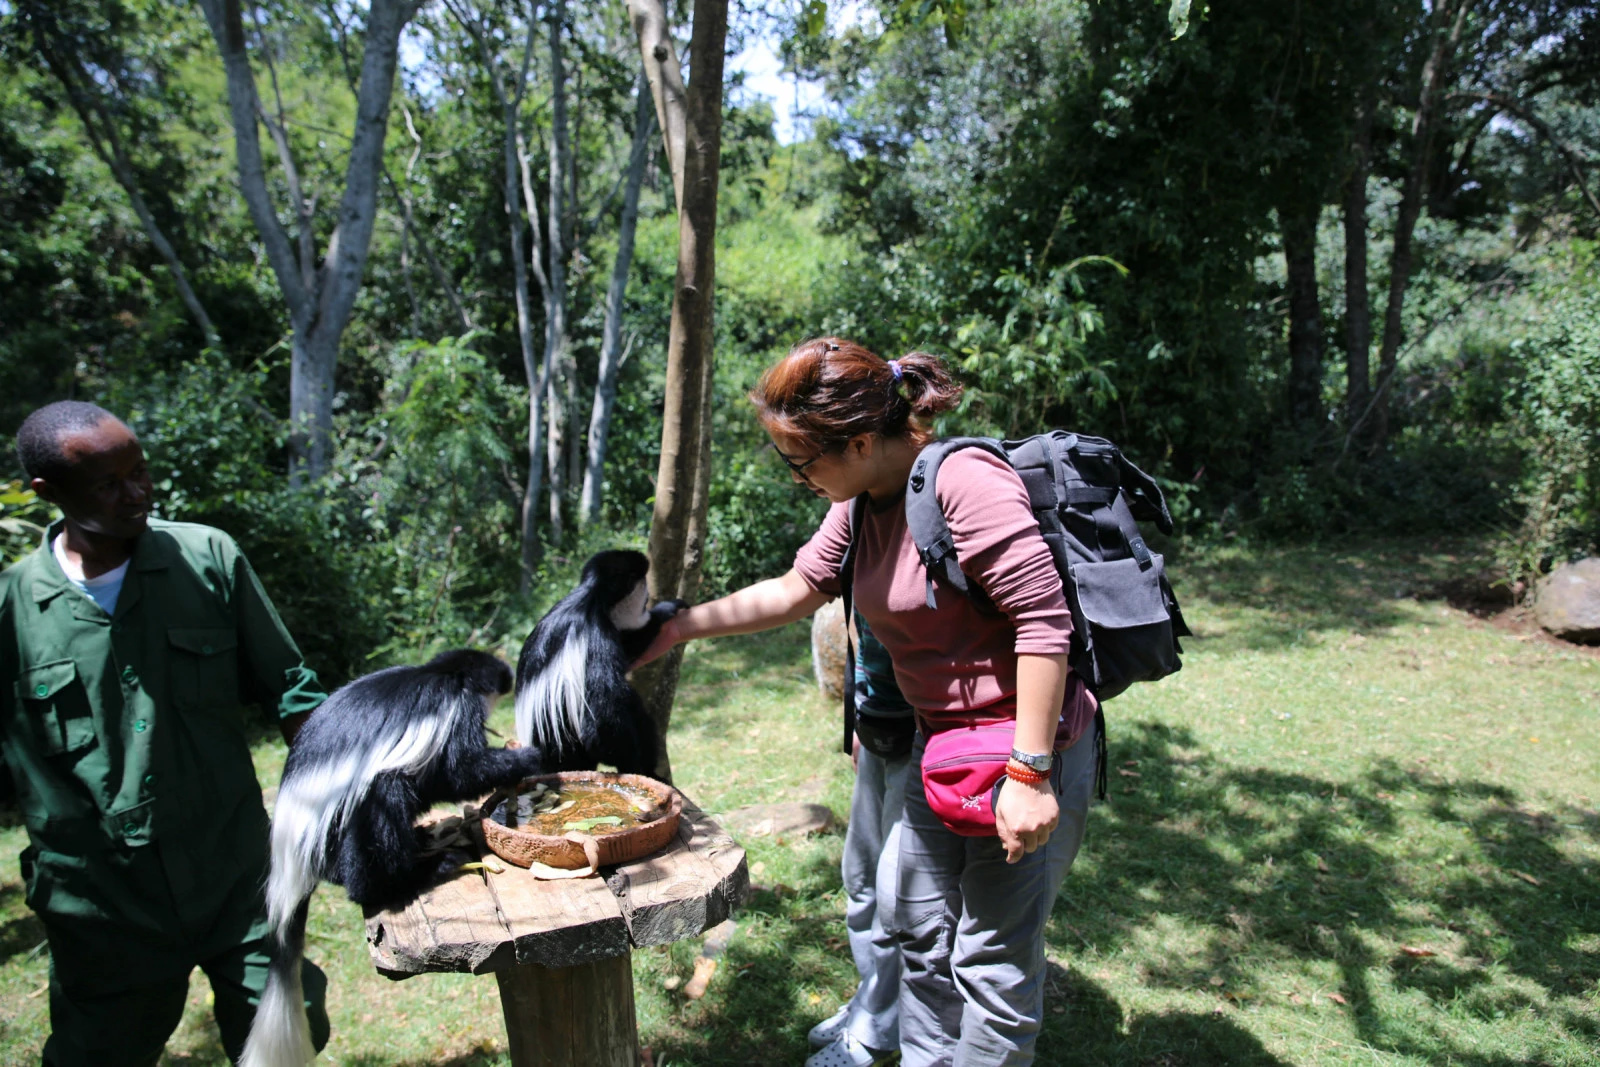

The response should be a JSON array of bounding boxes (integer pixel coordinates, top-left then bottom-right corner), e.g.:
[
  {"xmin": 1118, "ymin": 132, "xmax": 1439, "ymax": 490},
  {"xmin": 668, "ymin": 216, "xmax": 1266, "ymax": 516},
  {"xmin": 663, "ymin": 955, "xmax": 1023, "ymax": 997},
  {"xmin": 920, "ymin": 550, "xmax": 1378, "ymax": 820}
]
[
  {"xmin": 838, "ymin": 493, "xmax": 869, "ymax": 755},
  {"xmin": 904, "ymin": 437, "xmax": 1008, "ymax": 609}
]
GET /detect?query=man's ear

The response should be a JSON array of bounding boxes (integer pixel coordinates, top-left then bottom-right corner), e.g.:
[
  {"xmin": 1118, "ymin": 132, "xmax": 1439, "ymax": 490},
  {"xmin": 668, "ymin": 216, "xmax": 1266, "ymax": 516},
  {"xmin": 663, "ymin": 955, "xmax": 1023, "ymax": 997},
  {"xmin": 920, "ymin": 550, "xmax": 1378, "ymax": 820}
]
[
  {"xmin": 849, "ymin": 433, "xmax": 875, "ymax": 459},
  {"xmin": 29, "ymin": 477, "xmax": 61, "ymax": 507}
]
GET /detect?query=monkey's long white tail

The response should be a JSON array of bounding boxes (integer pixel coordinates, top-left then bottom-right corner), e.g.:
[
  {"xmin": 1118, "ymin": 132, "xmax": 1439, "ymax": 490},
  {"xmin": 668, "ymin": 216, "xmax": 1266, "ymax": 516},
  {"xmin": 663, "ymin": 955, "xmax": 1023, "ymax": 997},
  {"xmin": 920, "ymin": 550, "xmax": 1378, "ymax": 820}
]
[{"xmin": 239, "ymin": 897, "xmax": 315, "ymax": 1067}]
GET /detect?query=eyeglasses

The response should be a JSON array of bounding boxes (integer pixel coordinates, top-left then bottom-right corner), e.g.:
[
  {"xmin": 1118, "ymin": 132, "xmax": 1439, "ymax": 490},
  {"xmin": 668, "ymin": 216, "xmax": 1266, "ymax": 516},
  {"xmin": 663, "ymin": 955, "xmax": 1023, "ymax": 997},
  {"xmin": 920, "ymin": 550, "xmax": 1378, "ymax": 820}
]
[{"xmin": 772, "ymin": 444, "xmax": 826, "ymax": 478}]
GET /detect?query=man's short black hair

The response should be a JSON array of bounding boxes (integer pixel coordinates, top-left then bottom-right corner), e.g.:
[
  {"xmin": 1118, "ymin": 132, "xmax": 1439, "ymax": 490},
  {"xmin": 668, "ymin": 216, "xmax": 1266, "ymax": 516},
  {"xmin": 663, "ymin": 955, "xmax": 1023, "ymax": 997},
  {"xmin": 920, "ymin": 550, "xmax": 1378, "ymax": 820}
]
[{"xmin": 16, "ymin": 401, "xmax": 120, "ymax": 482}]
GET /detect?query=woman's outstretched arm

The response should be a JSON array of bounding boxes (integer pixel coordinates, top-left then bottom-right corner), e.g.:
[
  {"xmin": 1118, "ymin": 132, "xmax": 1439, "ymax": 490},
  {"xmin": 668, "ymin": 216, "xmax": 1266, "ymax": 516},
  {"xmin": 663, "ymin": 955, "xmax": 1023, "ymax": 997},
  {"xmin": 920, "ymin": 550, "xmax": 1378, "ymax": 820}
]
[{"xmin": 631, "ymin": 568, "xmax": 829, "ymax": 666}]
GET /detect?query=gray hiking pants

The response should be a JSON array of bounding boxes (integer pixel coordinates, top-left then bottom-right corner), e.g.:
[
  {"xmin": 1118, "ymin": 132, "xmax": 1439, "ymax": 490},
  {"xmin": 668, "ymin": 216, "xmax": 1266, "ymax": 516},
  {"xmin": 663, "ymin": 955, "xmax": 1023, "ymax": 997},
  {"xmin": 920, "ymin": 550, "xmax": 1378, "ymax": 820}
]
[
  {"xmin": 842, "ymin": 746, "xmax": 913, "ymax": 1052},
  {"xmin": 894, "ymin": 721, "xmax": 1098, "ymax": 1067}
]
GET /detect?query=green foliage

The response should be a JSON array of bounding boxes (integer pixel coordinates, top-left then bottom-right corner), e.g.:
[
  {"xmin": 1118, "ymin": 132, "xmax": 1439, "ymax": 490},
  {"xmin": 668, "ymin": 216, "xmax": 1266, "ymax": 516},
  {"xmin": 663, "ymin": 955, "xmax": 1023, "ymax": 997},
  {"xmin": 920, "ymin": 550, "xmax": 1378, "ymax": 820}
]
[
  {"xmin": 0, "ymin": 481, "xmax": 53, "ymax": 566},
  {"xmin": 1501, "ymin": 246, "xmax": 1600, "ymax": 586},
  {"xmin": 950, "ymin": 255, "xmax": 1125, "ymax": 438},
  {"xmin": 357, "ymin": 335, "xmax": 525, "ymax": 658}
]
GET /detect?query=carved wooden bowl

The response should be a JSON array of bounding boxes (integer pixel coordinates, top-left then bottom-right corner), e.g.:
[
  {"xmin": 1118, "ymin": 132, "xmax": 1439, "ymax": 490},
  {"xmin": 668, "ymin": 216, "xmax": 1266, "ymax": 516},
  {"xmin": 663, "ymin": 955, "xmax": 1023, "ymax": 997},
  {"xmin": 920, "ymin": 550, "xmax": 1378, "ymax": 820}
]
[{"xmin": 477, "ymin": 771, "xmax": 682, "ymax": 871}]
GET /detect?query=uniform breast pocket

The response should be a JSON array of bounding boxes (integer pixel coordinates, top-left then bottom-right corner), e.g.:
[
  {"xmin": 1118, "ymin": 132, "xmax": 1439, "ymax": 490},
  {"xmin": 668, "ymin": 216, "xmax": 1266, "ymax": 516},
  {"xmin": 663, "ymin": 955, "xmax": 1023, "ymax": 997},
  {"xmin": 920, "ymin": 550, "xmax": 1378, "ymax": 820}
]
[
  {"xmin": 167, "ymin": 627, "xmax": 240, "ymax": 712},
  {"xmin": 18, "ymin": 660, "xmax": 97, "ymax": 757}
]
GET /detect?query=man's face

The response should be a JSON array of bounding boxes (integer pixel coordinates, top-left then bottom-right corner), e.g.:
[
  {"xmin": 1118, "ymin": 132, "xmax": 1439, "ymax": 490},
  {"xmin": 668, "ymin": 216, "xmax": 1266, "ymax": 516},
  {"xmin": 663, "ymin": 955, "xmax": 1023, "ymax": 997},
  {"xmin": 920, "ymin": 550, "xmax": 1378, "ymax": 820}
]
[{"xmin": 32, "ymin": 419, "xmax": 154, "ymax": 542}]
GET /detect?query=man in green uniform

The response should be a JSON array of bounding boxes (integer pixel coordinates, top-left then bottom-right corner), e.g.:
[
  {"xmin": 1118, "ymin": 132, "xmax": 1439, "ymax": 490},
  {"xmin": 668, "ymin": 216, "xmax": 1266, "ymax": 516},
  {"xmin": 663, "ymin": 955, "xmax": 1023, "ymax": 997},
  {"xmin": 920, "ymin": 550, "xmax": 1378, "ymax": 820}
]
[{"xmin": 0, "ymin": 401, "xmax": 332, "ymax": 1066}]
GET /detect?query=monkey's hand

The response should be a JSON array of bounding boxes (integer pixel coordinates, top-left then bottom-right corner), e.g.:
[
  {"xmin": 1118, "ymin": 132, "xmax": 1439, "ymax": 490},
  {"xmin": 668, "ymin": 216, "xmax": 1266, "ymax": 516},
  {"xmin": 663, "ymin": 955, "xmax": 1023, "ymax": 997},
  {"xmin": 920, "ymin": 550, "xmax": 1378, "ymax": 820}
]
[{"xmin": 650, "ymin": 599, "xmax": 690, "ymax": 622}]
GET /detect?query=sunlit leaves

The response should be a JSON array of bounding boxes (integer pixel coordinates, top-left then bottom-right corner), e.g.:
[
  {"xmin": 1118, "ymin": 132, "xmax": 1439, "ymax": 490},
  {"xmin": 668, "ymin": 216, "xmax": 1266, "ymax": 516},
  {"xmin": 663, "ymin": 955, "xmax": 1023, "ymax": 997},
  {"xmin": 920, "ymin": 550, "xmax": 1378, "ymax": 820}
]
[{"xmin": 952, "ymin": 256, "xmax": 1127, "ymax": 437}]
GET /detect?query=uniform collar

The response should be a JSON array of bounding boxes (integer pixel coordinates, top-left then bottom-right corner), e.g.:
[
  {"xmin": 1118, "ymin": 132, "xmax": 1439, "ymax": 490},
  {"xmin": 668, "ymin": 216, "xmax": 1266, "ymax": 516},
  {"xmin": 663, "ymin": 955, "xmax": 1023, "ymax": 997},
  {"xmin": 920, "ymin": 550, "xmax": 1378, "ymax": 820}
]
[{"xmin": 31, "ymin": 518, "xmax": 167, "ymax": 608}]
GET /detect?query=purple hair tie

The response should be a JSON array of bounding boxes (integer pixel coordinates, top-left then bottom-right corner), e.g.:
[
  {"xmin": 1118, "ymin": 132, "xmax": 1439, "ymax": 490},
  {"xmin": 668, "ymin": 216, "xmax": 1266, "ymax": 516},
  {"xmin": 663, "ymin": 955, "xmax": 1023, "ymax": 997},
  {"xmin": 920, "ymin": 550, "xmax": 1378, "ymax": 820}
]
[{"xmin": 888, "ymin": 359, "xmax": 903, "ymax": 382}]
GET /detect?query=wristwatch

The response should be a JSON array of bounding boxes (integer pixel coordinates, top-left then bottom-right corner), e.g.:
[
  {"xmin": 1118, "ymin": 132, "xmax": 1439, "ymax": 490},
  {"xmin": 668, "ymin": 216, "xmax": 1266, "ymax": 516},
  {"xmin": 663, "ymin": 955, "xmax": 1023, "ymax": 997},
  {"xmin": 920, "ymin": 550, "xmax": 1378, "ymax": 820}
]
[{"xmin": 1009, "ymin": 747, "xmax": 1053, "ymax": 773}]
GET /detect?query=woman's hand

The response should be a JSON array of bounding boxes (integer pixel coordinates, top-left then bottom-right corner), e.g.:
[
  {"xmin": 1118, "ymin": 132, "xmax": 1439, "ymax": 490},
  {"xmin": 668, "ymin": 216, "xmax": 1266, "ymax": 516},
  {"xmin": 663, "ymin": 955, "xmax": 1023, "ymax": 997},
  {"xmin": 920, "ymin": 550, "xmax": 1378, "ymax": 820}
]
[
  {"xmin": 994, "ymin": 773, "xmax": 1059, "ymax": 864},
  {"xmin": 629, "ymin": 613, "xmax": 682, "ymax": 670}
]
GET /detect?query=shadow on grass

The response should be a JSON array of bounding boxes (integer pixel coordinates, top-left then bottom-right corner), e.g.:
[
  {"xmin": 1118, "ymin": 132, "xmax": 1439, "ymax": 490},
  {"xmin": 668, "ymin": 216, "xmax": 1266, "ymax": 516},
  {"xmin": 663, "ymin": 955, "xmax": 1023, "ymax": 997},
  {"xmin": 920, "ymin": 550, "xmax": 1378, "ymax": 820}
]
[
  {"xmin": 642, "ymin": 845, "xmax": 856, "ymax": 1065},
  {"xmin": 1054, "ymin": 720, "xmax": 1598, "ymax": 1065}
]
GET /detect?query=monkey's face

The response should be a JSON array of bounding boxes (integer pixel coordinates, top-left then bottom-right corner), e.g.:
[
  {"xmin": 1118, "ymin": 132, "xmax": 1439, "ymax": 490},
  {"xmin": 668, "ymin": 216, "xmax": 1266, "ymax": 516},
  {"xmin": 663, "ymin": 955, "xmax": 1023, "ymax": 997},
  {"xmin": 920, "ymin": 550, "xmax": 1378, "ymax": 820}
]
[{"xmin": 609, "ymin": 576, "xmax": 652, "ymax": 632}]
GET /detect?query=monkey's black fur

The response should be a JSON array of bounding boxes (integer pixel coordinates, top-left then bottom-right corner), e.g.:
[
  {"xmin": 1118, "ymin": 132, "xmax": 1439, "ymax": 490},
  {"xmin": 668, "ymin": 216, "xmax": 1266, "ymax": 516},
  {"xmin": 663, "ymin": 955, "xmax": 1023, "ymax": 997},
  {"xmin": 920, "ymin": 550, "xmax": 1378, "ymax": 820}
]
[
  {"xmin": 244, "ymin": 649, "xmax": 544, "ymax": 1067},
  {"xmin": 282, "ymin": 648, "xmax": 541, "ymax": 908},
  {"xmin": 514, "ymin": 550, "xmax": 685, "ymax": 775}
]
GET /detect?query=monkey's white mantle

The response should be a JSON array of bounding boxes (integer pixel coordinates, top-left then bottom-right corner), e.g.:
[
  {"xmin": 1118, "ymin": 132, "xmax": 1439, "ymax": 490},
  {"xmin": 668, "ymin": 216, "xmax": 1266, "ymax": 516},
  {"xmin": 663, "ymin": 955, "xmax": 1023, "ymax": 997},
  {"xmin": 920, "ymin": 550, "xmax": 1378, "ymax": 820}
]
[{"xmin": 365, "ymin": 789, "xmax": 746, "ymax": 1066}]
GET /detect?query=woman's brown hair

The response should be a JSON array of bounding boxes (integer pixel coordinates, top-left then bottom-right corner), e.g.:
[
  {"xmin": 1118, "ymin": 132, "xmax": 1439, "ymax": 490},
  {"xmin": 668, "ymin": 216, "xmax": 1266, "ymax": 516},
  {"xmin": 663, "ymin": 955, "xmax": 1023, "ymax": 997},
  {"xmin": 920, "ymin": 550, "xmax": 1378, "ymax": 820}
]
[{"xmin": 750, "ymin": 337, "xmax": 963, "ymax": 452}]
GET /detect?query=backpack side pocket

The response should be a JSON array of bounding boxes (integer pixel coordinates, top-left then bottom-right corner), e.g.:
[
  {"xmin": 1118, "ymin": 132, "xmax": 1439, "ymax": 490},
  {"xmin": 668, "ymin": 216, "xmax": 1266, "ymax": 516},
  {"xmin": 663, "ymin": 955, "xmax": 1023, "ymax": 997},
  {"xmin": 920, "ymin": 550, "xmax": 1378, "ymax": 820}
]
[{"xmin": 1065, "ymin": 554, "xmax": 1182, "ymax": 699}]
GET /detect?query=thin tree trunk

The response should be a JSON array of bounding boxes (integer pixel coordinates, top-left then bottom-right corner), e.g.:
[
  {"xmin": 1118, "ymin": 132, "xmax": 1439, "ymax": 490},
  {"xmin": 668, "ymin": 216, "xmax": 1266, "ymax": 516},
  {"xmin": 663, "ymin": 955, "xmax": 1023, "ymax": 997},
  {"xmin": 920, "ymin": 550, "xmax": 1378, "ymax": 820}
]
[
  {"xmin": 580, "ymin": 80, "xmax": 655, "ymax": 526},
  {"xmin": 398, "ymin": 215, "xmax": 422, "ymax": 336},
  {"xmin": 1343, "ymin": 100, "xmax": 1373, "ymax": 431},
  {"xmin": 628, "ymin": 0, "xmax": 729, "ymax": 783},
  {"xmin": 1281, "ymin": 201, "xmax": 1325, "ymax": 428},
  {"xmin": 1370, "ymin": 0, "xmax": 1474, "ymax": 449},
  {"xmin": 544, "ymin": 0, "xmax": 573, "ymax": 545}
]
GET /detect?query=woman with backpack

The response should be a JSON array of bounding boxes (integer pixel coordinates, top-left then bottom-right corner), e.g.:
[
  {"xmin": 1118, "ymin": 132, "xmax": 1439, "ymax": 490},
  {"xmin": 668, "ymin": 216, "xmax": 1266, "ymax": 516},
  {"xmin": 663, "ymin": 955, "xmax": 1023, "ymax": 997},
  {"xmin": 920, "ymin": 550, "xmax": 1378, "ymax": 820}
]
[{"xmin": 635, "ymin": 337, "xmax": 1101, "ymax": 1067}]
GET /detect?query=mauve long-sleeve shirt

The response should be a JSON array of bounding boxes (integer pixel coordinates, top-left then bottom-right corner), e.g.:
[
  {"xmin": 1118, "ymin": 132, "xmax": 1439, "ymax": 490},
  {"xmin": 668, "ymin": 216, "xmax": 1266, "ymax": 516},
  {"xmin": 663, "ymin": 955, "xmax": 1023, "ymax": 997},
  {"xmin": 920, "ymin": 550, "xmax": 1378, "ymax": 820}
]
[{"xmin": 794, "ymin": 449, "xmax": 1098, "ymax": 747}]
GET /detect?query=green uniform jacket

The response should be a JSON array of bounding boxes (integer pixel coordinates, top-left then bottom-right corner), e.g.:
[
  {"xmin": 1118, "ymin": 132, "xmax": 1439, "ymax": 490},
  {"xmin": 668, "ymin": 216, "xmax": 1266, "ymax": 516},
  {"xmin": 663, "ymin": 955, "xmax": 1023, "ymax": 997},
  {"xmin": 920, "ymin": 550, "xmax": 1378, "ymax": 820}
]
[{"xmin": 0, "ymin": 518, "xmax": 326, "ymax": 951}]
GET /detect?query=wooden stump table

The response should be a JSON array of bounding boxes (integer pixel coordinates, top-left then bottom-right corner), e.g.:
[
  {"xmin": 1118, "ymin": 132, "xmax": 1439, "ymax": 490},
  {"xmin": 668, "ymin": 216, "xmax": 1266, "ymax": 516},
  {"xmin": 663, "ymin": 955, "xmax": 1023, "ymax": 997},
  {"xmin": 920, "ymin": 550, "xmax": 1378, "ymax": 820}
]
[{"xmin": 366, "ymin": 791, "xmax": 747, "ymax": 1066}]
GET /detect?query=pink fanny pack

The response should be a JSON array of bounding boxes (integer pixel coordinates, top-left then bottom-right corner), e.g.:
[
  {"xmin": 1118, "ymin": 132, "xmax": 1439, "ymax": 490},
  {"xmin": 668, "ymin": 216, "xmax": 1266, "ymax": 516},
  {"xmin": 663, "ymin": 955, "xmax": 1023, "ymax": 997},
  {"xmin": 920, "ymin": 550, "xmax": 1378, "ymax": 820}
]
[{"xmin": 920, "ymin": 721, "xmax": 1019, "ymax": 837}]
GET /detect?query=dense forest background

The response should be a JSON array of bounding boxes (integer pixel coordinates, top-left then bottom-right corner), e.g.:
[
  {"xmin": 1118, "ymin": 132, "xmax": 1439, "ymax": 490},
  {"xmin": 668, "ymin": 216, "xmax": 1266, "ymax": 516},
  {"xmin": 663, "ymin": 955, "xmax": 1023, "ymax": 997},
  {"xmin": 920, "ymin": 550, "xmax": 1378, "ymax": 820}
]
[{"xmin": 1, "ymin": 0, "xmax": 1597, "ymax": 686}]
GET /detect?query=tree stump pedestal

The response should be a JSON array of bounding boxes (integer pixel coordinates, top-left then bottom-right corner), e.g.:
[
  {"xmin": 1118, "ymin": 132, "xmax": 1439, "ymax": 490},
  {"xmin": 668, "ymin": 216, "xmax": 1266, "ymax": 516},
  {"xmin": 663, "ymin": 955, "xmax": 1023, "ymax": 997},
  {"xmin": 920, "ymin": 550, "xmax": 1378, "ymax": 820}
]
[{"xmin": 365, "ymin": 790, "xmax": 747, "ymax": 1066}]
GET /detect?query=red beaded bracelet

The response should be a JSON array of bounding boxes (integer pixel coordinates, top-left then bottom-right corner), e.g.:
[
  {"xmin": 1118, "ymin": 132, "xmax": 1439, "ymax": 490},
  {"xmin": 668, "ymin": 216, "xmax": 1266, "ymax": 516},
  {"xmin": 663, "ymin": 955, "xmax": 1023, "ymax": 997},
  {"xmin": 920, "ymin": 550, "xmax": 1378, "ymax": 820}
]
[{"xmin": 1005, "ymin": 761, "xmax": 1049, "ymax": 785}]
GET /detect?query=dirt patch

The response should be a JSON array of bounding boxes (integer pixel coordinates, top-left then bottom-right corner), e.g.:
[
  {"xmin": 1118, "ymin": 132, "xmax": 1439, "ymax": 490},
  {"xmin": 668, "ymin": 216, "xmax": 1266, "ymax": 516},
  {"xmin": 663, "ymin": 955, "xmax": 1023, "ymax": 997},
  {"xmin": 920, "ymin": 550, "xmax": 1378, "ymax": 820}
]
[{"xmin": 1466, "ymin": 602, "xmax": 1600, "ymax": 659}]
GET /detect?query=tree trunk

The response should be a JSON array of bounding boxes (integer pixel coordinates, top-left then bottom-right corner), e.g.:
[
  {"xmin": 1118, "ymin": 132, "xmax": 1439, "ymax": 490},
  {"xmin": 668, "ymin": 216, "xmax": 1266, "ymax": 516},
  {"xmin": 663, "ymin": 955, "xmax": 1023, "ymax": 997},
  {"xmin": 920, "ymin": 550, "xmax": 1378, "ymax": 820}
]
[
  {"xmin": 1281, "ymin": 201, "xmax": 1325, "ymax": 428},
  {"xmin": 1342, "ymin": 100, "xmax": 1373, "ymax": 432},
  {"xmin": 199, "ymin": 0, "xmax": 416, "ymax": 485},
  {"xmin": 580, "ymin": 80, "xmax": 655, "ymax": 526},
  {"xmin": 1370, "ymin": 0, "xmax": 1474, "ymax": 449},
  {"xmin": 289, "ymin": 330, "xmax": 338, "ymax": 478},
  {"xmin": 543, "ymin": 0, "xmax": 573, "ymax": 546},
  {"xmin": 510, "ymin": 102, "xmax": 548, "ymax": 583},
  {"xmin": 628, "ymin": 0, "xmax": 729, "ymax": 783}
]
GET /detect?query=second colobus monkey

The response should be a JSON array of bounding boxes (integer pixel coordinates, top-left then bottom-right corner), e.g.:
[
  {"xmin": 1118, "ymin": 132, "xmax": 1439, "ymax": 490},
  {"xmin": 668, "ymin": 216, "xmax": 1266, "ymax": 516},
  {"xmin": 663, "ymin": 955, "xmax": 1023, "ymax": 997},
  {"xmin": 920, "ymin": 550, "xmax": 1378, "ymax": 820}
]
[{"xmin": 514, "ymin": 549, "xmax": 685, "ymax": 775}]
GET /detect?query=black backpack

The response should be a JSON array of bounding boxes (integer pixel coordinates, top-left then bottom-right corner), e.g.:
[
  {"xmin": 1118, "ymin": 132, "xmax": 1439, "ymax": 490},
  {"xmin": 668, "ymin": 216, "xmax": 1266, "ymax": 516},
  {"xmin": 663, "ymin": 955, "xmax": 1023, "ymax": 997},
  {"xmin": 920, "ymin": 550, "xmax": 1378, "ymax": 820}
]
[{"xmin": 838, "ymin": 431, "xmax": 1190, "ymax": 792}]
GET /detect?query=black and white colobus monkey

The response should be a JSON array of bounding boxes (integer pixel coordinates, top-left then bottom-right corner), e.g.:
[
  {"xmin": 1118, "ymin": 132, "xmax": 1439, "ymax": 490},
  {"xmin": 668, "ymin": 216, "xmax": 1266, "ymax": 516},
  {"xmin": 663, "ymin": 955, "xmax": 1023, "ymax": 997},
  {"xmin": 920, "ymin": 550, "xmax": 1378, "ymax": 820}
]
[
  {"xmin": 241, "ymin": 649, "xmax": 543, "ymax": 1067},
  {"xmin": 514, "ymin": 549, "xmax": 685, "ymax": 775}
]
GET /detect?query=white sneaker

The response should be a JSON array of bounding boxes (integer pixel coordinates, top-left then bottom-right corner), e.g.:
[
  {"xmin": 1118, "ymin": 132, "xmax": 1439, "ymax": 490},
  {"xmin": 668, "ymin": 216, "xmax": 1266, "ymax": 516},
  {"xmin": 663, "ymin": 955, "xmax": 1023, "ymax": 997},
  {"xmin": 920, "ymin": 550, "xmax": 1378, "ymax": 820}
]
[
  {"xmin": 804, "ymin": 1033, "xmax": 898, "ymax": 1067},
  {"xmin": 806, "ymin": 1006, "xmax": 850, "ymax": 1050}
]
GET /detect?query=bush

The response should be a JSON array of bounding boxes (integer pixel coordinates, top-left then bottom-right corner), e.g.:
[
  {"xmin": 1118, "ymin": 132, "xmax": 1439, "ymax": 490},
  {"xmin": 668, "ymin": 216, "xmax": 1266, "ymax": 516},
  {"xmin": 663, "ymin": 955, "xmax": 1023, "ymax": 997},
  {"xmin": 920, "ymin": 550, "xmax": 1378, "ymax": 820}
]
[{"xmin": 1500, "ymin": 246, "xmax": 1600, "ymax": 587}]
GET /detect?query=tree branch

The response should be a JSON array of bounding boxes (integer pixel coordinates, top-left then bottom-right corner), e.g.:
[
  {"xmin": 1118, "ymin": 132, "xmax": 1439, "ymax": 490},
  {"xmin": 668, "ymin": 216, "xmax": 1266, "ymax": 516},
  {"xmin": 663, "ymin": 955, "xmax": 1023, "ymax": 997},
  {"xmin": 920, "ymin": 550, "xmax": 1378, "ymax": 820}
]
[
  {"xmin": 197, "ymin": 0, "xmax": 311, "ymax": 324},
  {"xmin": 1452, "ymin": 90, "xmax": 1600, "ymax": 219},
  {"xmin": 626, "ymin": 0, "xmax": 688, "ymax": 213}
]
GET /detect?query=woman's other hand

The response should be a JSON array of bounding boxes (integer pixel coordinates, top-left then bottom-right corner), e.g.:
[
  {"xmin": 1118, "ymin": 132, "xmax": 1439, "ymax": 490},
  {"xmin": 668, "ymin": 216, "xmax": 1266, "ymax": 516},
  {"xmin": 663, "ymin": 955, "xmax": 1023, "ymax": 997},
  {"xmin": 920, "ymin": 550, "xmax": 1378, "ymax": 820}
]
[{"xmin": 994, "ymin": 774, "xmax": 1060, "ymax": 864}]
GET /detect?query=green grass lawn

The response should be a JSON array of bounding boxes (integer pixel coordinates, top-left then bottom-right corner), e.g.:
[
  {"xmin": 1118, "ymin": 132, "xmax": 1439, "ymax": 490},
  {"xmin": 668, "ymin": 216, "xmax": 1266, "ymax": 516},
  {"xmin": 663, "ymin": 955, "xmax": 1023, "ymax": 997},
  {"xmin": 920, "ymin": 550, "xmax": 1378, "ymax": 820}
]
[{"xmin": 0, "ymin": 538, "xmax": 1595, "ymax": 1065}]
